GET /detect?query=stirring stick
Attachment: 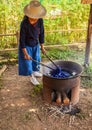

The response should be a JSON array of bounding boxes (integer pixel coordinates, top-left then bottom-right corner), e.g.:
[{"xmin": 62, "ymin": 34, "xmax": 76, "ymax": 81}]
[
  {"xmin": 44, "ymin": 53, "xmax": 60, "ymax": 69},
  {"xmin": 31, "ymin": 58, "xmax": 55, "ymax": 71}
]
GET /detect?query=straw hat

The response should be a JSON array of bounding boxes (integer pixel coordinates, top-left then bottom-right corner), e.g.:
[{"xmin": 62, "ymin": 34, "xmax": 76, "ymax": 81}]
[{"xmin": 24, "ymin": 0, "xmax": 47, "ymax": 18}]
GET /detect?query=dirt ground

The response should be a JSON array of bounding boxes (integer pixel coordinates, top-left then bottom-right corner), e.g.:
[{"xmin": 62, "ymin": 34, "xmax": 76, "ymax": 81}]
[{"xmin": 0, "ymin": 65, "xmax": 92, "ymax": 130}]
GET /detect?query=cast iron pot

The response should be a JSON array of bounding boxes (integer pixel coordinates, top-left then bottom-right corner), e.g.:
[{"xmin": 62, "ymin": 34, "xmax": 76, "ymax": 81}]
[{"xmin": 42, "ymin": 60, "xmax": 83, "ymax": 92}]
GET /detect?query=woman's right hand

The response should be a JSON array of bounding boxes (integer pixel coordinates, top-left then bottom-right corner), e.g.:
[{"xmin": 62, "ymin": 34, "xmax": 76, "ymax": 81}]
[
  {"xmin": 22, "ymin": 48, "xmax": 32, "ymax": 60},
  {"xmin": 24, "ymin": 54, "xmax": 32, "ymax": 60}
]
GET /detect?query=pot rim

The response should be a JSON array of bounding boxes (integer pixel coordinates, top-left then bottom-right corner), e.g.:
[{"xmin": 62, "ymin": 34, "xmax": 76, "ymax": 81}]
[{"xmin": 42, "ymin": 60, "xmax": 83, "ymax": 80}]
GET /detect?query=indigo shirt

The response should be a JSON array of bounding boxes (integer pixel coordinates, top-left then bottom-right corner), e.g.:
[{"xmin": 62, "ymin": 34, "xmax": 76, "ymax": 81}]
[{"xmin": 19, "ymin": 17, "xmax": 44, "ymax": 48}]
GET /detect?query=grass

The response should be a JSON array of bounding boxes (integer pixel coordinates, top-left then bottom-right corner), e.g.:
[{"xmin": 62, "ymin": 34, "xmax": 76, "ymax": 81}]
[
  {"xmin": 0, "ymin": 46, "xmax": 92, "ymax": 89},
  {"xmin": 81, "ymin": 65, "xmax": 92, "ymax": 88},
  {"xmin": 42, "ymin": 47, "xmax": 85, "ymax": 63},
  {"xmin": 0, "ymin": 51, "xmax": 18, "ymax": 59},
  {"xmin": 0, "ymin": 51, "xmax": 18, "ymax": 65},
  {"xmin": 30, "ymin": 84, "xmax": 43, "ymax": 97}
]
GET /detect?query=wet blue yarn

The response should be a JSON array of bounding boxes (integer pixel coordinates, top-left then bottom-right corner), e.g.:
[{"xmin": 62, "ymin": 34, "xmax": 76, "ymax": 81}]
[{"xmin": 50, "ymin": 67, "xmax": 71, "ymax": 78}]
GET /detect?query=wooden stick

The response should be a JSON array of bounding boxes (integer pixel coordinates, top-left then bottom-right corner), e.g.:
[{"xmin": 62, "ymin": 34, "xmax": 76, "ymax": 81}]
[
  {"xmin": 0, "ymin": 59, "xmax": 17, "ymax": 63},
  {"xmin": 0, "ymin": 29, "xmax": 87, "ymax": 37},
  {"xmin": 0, "ymin": 42, "xmax": 86, "ymax": 52},
  {"xmin": 0, "ymin": 48, "xmax": 18, "ymax": 52},
  {"xmin": 56, "ymin": 91, "xmax": 62, "ymax": 104},
  {"xmin": 0, "ymin": 65, "xmax": 7, "ymax": 76},
  {"xmin": 62, "ymin": 91, "xmax": 70, "ymax": 105},
  {"xmin": 45, "ymin": 29, "xmax": 87, "ymax": 33},
  {"xmin": 0, "ymin": 33, "xmax": 16, "ymax": 36}
]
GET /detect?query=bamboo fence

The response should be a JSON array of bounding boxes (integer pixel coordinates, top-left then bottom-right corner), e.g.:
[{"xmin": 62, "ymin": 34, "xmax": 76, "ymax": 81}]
[{"xmin": 0, "ymin": 28, "xmax": 87, "ymax": 48}]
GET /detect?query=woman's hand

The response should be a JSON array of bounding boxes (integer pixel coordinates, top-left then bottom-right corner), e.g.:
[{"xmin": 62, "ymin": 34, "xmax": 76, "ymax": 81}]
[
  {"xmin": 41, "ymin": 47, "xmax": 46, "ymax": 54},
  {"xmin": 40, "ymin": 44, "xmax": 46, "ymax": 54},
  {"xmin": 22, "ymin": 48, "xmax": 32, "ymax": 60},
  {"xmin": 24, "ymin": 54, "xmax": 32, "ymax": 60}
]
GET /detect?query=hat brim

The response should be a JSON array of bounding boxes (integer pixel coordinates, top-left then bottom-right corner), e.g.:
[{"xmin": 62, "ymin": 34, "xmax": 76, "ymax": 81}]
[{"xmin": 24, "ymin": 4, "xmax": 47, "ymax": 18}]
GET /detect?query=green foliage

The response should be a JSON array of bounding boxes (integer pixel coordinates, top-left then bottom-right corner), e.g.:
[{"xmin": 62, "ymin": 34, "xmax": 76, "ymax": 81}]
[
  {"xmin": 0, "ymin": 0, "xmax": 90, "ymax": 48},
  {"xmin": 81, "ymin": 65, "xmax": 92, "ymax": 88},
  {"xmin": 42, "ymin": 47, "xmax": 84, "ymax": 62},
  {"xmin": 44, "ymin": 0, "xmax": 89, "ymax": 45},
  {"xmin": 0, "ymin": 51, "xmax": 18, "ymax": 59},
  {"xmin": 30, "ymin": 84, "xmax": 43, "ymax": 97}
]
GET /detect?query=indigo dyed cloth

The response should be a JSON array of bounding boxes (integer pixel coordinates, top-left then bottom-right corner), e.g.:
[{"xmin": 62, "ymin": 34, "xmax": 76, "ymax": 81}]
[
  {"xmin": 18, "ymin": 45, "xmax": 41, "ymax": 76},
  {"xmin": 50, "ymin": 69, "xmax": 71, "ymax": 78}
]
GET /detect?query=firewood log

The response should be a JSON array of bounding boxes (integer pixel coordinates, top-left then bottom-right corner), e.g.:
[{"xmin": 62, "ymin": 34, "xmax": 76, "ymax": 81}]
[
  {"xmin": 56, "ymin": 91, "xmax": 62, "ymax": 104},
  {"xmin": 62, "ymin": 91, "xmax": 70, "ymax": 105}
]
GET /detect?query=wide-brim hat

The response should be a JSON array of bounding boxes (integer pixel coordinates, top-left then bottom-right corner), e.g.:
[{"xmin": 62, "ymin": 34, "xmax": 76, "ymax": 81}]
[{"xmin": 24, "ymin": 0, "xmax": 47, "ymax": 18}]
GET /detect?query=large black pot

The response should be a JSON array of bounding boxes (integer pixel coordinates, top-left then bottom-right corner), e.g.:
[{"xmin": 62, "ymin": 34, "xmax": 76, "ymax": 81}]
[{"xmin": 42, "ymin": 60, "xmax": 83, "ymax": 92}]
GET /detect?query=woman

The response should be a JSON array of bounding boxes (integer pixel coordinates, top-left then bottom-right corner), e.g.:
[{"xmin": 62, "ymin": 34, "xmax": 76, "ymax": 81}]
[{"xmin": 18, "ymin": 0, "xmax": 47, "ymax": 85}]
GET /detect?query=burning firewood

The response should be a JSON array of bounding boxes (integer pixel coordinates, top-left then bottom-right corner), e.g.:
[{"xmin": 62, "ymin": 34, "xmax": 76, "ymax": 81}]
[
  {"xmin": 62, "ymin": 91, "xmax": 70, "ymax": 105},
  {"xmin": 56, "ymin": 91, "xmax": 62, "ymax": 104},
  {"xmin": 55, "ymin": 90, "xmax": 70, "ymax": 105}
]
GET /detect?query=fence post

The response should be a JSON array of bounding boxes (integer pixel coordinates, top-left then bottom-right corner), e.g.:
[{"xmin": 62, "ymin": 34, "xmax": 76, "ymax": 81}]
[{"xmin": 84, "ymin": 4, "xmax": 92, "ymax": 67}]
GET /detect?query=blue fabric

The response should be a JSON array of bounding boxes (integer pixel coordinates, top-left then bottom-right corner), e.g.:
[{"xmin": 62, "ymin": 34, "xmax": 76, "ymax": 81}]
[
  {"xmin": 50, "ymin": 67, "xmax": 71, "ymax": 78},
  {"xmin": 19, "ymin": 17, "xmax": 44, "ymax": 48},
  {"xmin": 18, "ymin": 44, "xmax": 41, "ymax": 76}
]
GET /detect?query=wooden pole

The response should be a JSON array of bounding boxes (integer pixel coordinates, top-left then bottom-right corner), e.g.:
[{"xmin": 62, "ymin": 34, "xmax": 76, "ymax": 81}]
[
  {"xmin": 84, "ymin": 4, "xmax": 92, "ymax": 66},
  {"xmin": 0, "ymin": 65, "xmax": 7, "ymax": 76}
]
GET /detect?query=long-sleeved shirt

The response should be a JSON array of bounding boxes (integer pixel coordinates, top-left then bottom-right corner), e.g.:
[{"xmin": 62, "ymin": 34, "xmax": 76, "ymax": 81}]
[{"xmin": 19, "ymin": 17, "xmax": 44, "ymax": 48}]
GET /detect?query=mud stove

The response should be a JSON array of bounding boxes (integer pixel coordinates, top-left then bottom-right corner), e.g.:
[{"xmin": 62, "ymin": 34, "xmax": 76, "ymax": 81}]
[{"xmin": 42, "ymin": 60, "xmax": 82, "ymax": 105}]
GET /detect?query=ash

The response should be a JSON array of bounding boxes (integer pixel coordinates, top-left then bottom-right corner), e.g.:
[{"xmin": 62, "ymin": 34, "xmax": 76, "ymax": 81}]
[{"xmin": 47, "ymin": 104, "xmax": 80, "ymax": 117}]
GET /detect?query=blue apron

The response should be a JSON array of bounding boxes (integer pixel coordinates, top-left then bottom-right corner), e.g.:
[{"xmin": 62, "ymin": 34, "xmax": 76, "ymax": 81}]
[{"xmin": 18, "ymin": 44, "xmax": 41, "ymax": 76}]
